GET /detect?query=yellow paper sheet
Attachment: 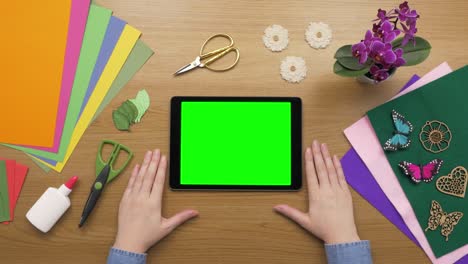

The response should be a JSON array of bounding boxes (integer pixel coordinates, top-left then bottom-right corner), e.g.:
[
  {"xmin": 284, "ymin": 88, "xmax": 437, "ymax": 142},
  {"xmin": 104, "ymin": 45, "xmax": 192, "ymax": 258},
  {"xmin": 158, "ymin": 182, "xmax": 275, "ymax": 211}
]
[{"xmin": 30, "ymin": 25, "xmax": 141, "ymax": 172}]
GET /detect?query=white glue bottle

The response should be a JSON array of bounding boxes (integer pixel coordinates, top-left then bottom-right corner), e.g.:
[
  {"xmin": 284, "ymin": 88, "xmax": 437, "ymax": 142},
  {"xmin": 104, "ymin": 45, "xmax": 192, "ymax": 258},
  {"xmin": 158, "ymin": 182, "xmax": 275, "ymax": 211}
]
[{"xmin": 26, "ymin": 176, "xmax": 78, "ymax": 233}]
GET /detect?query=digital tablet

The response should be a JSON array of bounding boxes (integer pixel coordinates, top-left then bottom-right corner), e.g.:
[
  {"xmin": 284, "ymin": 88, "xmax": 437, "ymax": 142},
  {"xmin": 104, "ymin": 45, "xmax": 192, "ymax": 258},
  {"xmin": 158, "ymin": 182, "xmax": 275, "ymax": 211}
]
[{"xmin": 170, "ymin": 97, "xmax": 302, "ymax": 190}]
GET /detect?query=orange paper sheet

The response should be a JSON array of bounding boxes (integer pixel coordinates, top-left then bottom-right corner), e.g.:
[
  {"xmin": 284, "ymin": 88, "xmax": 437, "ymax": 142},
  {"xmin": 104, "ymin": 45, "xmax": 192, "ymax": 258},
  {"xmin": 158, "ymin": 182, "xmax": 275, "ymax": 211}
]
[{"xmin": 0, "ymin": 1, "xmax": 72, "ymax": 147}]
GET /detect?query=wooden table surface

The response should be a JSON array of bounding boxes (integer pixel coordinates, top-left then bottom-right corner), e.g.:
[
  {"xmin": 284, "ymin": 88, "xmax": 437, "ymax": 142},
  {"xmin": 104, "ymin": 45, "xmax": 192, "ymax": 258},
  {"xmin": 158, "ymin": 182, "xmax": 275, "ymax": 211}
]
[{"xmin": 1, "ymin": 0, "xmax": 467, "ymax": 263}]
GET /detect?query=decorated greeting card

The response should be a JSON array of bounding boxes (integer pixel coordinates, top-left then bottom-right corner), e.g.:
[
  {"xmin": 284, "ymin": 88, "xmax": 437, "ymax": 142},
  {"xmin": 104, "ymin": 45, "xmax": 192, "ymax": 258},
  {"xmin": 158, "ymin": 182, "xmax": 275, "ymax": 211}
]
[{"xmin": 367, "ymin": 66, "xmax": 468, "ymax": 257}]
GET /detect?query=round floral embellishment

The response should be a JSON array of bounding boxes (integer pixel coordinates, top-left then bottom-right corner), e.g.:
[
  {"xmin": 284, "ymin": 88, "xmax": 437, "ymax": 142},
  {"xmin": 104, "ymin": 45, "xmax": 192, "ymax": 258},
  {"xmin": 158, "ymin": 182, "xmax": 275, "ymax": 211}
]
[
  {"xmin": 305, "ymin": 22, "xmax": 332, "ymax": 49},
  {"xmin": 263, "ymin": 25, "xmax": 289, "ymax": 52},
  {"xmin": 419, "ymin": 120, "xmax": 452, "ymax": 153},
  {"xmin": 280, "ymin": 56, "xmax": 307, "ymax": 83}
]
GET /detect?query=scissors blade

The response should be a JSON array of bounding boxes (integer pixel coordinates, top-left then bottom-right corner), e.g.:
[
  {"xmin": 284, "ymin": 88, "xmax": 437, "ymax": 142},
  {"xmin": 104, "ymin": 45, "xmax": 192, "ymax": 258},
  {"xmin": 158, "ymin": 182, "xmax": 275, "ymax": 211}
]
[{"xmin": 174, "ymin": 57, "xmax": 201, "ymax": 75}]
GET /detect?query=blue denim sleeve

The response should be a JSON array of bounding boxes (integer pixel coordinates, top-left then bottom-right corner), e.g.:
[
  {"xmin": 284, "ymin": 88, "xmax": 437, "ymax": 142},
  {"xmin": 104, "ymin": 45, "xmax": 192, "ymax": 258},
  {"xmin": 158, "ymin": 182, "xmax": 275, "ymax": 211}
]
[
  {"xmin": 107, "ymin": 248, "xmax": 147, "ymax": 264},
  {"xmin": 325, "ymin": 241, "xmax": 373, "ymax": 264}
]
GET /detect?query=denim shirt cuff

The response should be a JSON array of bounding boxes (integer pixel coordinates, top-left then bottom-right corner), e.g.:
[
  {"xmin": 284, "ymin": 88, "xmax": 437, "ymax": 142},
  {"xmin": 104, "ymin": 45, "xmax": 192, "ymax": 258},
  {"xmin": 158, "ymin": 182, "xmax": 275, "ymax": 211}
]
[
  {"xmin": 324, "ymin": 240, "xmax": 373, "ymax": 264},
  {"xmin": 107, "ymin": 247, "xmax": 147, "ymax": 264}
]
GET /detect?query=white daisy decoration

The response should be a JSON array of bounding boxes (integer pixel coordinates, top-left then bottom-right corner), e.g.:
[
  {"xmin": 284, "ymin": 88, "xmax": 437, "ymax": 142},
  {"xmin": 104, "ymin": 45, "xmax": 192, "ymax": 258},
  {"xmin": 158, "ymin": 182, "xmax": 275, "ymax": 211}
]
[
  {"xmin": 305, "ymin": 22, "xmax": 332, "ymax": 49},
  {"xmin": 280, "ymin": 56, "xmax": 307, "ymax": 83},
  {"xmin": 262, "ymin": 25, "xmax": 289, "ymax": 52}
]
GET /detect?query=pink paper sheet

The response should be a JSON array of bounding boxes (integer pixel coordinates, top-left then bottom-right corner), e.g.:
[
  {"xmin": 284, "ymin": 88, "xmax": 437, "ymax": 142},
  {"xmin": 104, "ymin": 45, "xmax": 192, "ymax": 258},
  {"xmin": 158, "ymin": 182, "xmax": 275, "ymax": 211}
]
[
  {"xmin": 345, "ymin": 63, "xmax": 468, "ymax": 263},
  {"xmin": 19, "ymin": 0, "xmax": 91, "ymax": 152}
]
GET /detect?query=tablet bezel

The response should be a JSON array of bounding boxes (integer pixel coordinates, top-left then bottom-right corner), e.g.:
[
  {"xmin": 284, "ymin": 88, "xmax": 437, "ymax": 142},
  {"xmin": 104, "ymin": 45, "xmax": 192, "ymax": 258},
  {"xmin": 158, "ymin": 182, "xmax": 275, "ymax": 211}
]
[{"xmin": 170, "ymin": 96, "xmax": 302, "ymax": 190}]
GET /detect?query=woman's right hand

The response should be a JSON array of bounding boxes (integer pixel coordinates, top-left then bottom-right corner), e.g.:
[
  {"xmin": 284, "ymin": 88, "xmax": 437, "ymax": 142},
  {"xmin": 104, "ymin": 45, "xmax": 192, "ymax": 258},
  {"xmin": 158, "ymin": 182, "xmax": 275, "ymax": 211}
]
[{"xmin": 274, "ymin": 140, "xmax": 361, "ymax": 244}]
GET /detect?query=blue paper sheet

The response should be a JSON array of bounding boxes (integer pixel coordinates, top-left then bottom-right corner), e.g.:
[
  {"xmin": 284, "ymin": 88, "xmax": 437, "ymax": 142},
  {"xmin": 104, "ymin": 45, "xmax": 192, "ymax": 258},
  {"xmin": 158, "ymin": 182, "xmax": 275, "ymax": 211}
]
[{"xmin": 79, "ymin": 16, "xmax": 126, "ymax": 117}]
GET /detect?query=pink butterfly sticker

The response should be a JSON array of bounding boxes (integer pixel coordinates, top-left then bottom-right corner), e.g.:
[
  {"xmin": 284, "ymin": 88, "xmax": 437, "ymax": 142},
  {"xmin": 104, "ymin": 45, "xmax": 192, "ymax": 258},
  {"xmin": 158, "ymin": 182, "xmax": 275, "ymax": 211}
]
[{"xmin": 399, "ymin": 159, "xmax": 443, "ymax": 183}]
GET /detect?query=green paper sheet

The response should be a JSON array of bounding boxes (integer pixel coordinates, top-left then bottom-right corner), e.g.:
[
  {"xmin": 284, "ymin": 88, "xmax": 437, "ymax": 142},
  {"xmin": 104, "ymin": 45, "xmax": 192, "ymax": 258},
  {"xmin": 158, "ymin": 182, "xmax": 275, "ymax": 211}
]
[
  {"xmin": 367, "ymin": 65, "xmax": 468, "ymax": 257},
  {"xmin": 92, "ymin": 40, "xmax": 154, "ymax": 122},
  {"xmin": 0, "ymin": 161, "xmax": 10, "ymax": 222},
  {"xmin": 31, "ymin": 157, "xmax": 51, "ymax": 173},
  {"xmin": 5, "ymin": 5, "xmax": 112, "ymax": 160}
]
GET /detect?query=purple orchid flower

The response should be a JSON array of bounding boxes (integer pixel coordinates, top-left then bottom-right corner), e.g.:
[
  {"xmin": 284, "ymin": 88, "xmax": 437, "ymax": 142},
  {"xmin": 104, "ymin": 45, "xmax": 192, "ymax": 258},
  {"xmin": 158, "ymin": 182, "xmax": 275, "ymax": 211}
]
[
  {"xmin": 377, "ymin": 20, "xmax": 401, "ymax": 43},
  {"xmin": 376, "ymin": 9, "xmax": 388, "ymax": 21},
  {"xmin": 352, "ymin": 30, "xmax": 381, "ymax": 64},
  {"xmin": 397, "ymin": 1, "xmax": 410, "ymax": 17},
  {"xmin": 370, "ymin": 65, "xmax": 390, "ymax": 82},
  {"xmin": 393, "ymin": 48, "xmax": 406, "ymax": 67},
  {"xmin": 397, "ymin": 1, "xmax": 419, "ymax": 23},
  {"xmin": 352, "ymin": 42, "xmax": 368, "ymax": 64},
  {"xmin": 401, "ymin": 22, "xmax": 417, "ymax": 46},
  {"xmin": 363, "ymin": 30, "xmax": 380, "ymax": 46},
  {"xmin": 373, "ymin": 8, "xmax": 397, "ymax": 23},
  {"xmin": 370, "ymin": 41, "xmax": 397, "ymax": 65},
  {"xmin": 372, "ymin": 23, "xmax": 380, "ymax": 35}
]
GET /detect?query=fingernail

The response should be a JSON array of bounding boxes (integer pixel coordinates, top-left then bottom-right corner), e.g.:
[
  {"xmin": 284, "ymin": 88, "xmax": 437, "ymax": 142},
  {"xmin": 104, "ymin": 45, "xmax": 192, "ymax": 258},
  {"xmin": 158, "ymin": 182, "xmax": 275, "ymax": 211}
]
[
  {"xmin": 322, "ymin": 143, "xmax": 327, "ymax": 149},
  {"xmin": 313, "ymin": 140, "xmax": 319, "ymax": 147},
  {"xmin": 144, "ymin": 151, "xmax": 152, "ymax": 161},
  {"xmin": 144, "ymin": 151, "xmax": 153, "ymax": 163},
  {"xmin": 306, "ymin": 147, "xmax": 311, "ymax": 154},
  {"xmin": 154, "ymin": 149, "xmax": 160, "ymax": 156}
]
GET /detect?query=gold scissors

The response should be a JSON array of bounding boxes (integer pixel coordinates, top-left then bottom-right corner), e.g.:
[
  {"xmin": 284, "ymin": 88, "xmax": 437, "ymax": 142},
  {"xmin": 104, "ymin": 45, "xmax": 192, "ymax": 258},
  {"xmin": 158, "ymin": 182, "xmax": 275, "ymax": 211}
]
[{"xmin": 174, "ymin": 34, "xmax": 240, "ymax": 75}]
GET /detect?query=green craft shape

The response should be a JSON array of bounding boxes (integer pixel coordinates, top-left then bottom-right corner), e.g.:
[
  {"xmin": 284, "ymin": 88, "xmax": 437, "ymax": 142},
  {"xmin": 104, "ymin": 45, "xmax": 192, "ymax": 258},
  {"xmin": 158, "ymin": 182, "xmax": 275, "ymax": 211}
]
[
  {"xmin": 112, "ymin": 110, "xmax": 130, "ymax": 131},
  {"xmin": 112, "ymin": 89, "xmax": 150, "ymax": 130}
]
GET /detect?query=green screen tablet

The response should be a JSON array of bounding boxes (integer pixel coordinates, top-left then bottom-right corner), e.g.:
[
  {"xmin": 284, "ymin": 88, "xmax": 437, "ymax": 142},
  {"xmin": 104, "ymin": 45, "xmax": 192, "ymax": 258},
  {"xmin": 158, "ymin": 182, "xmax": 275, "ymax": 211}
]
[{"xmin": 170, "ymin": 97, "xmax": 302, "ymax": 190}]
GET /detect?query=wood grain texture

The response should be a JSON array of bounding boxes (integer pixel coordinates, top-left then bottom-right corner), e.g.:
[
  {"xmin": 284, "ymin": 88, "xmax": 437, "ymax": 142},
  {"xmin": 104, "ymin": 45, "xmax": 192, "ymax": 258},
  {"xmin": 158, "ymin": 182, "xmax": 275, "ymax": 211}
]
[{"xmin": 1, "ymin": 0, "xmax": 467, "ymax": 263}]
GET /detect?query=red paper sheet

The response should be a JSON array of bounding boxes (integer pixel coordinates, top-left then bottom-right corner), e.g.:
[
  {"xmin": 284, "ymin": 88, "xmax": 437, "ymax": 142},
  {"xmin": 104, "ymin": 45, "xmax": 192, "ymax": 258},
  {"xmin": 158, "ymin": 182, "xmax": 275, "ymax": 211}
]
[
  {"xmin": 0, "ymin": 158, "xmax": 28, "ymax": 223},
  {"xmin": 12, "ymin": 163, "xmax": 28, "ymax": 219}
]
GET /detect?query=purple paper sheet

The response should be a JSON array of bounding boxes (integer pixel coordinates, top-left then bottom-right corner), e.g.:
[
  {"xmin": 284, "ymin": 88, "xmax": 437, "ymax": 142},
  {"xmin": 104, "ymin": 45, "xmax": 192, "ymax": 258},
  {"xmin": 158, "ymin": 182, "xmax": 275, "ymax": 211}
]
[
  {"xmin": 79, "ymin": 16, "xmax": 126, "ymax": 117},
  {"xmin": 342, "ymin": 75, "xmax": 468, "ymax": 263},
  {"xmin": 342, "ymin": 148, "xmax": 419, "ymax": 244},
  {"xmin": 36, "ymin": 16, "xmax": 126, "ymax": 166}
]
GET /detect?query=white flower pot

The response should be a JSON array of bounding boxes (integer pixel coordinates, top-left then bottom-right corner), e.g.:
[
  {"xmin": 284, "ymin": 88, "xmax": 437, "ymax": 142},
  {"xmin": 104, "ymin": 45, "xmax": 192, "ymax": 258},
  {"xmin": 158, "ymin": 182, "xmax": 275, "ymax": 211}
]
[{"xmin": 356, "ymin": 68, "xmax": 396, "ymax": 84}]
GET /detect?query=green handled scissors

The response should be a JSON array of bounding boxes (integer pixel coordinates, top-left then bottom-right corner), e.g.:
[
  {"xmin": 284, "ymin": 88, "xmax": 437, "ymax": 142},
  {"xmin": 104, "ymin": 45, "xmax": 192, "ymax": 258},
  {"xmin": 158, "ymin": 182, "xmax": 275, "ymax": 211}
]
[
  {"xmin": 174, "ymin": 33, "xmax": 240, "ymax": 75},
  {"xmin": 79, "ymin": 140, "xmax": 133, "ymax": 227}
]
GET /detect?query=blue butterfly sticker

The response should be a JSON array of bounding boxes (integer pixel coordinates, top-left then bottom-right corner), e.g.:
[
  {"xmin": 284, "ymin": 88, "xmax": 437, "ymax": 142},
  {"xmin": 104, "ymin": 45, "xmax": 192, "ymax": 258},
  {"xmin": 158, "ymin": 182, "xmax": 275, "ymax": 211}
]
[{"xmin": 383, "ymin": 110, "xmax": 413, "ymax": 151}]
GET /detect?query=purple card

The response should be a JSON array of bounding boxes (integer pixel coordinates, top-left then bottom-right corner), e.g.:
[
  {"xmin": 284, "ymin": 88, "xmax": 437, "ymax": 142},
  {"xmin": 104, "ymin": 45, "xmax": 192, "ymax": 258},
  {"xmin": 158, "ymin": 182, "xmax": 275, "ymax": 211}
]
[{"xmin": 341, "ymin": 75, "xmax": 468, "ymax": 263}]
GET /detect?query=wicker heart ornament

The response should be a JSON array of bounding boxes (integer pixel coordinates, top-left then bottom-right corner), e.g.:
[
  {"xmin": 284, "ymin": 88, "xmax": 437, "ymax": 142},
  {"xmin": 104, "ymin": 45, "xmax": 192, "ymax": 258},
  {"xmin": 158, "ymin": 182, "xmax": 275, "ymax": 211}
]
[{"xmin": 436, "ymin": 166, "xmax": 468, "ymax": 198}]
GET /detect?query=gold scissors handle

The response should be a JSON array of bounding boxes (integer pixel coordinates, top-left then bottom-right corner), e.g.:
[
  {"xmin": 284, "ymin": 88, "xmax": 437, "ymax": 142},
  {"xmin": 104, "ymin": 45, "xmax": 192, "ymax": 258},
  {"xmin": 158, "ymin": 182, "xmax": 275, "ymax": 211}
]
[{"xmin": 199, "ymin": 34, "xmax": 240, "ymax": 72}]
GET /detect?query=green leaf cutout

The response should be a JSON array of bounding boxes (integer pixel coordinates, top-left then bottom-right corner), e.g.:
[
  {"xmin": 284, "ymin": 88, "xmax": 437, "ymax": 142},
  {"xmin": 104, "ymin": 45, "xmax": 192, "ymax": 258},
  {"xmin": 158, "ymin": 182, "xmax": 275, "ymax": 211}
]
[{"xmin": 112, "ymin": 111, "xmax": 131, "ymax": 131}]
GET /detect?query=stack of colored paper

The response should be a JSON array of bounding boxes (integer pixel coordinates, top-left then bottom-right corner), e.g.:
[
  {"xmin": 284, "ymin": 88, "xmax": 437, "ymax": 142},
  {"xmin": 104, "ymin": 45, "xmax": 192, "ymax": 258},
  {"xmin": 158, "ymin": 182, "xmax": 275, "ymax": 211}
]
[
  {"xmin": 342, "ymin": 63, "xmax": 468, "ymax": 263},
  {"xmin": 0, "ymin": 159, "xmax": 29, "ymax": 224},
  {"xmin": 0, "ymin": 1, "xmax": 154, "ymax": 172}
]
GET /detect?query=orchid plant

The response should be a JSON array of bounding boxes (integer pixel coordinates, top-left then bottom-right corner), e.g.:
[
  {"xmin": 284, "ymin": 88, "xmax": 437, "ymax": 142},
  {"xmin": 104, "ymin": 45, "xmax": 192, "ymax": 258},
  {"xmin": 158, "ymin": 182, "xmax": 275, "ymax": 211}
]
[{"xmin": 333, "ymin": 2, "xmax": 431, "ymax": 82}]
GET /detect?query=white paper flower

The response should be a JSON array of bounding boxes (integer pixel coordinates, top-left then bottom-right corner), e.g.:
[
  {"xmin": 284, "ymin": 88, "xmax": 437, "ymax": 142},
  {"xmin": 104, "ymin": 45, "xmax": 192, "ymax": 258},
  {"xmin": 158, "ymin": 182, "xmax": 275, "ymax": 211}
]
[
  {"xmin": 280, "ymin": 56, "xmax": 307, "ymax": 83},
  {"xmin": 263, "ymin": 25, "xmax": 289, "ymax": 52},
  {"xmin": 305, "ymin": 22, "xmax": 332, "ymax": 49}
]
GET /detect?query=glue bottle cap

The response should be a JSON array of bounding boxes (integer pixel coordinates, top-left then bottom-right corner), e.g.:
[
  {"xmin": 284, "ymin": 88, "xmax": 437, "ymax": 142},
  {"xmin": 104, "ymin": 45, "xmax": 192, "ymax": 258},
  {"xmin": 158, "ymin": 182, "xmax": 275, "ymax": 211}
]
[{"xmin": 64, "ymin": 176, "xmax": 78, "ymax": 190}]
